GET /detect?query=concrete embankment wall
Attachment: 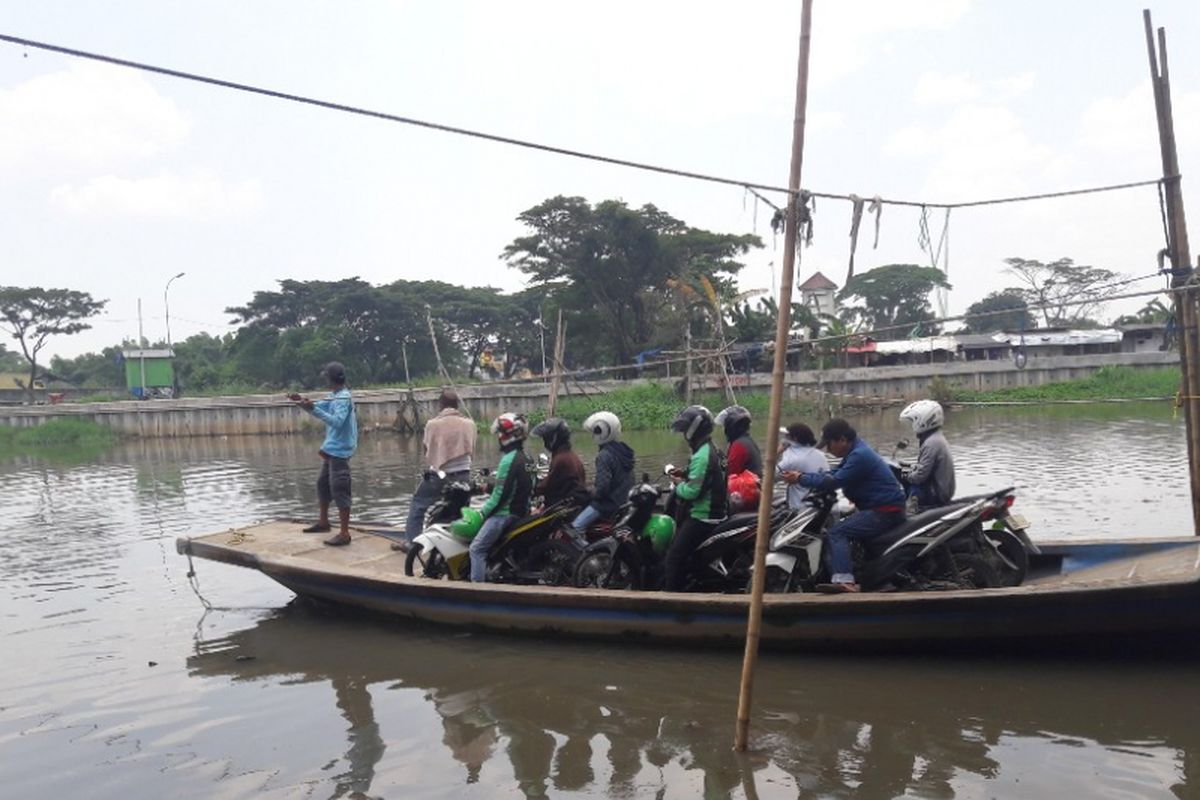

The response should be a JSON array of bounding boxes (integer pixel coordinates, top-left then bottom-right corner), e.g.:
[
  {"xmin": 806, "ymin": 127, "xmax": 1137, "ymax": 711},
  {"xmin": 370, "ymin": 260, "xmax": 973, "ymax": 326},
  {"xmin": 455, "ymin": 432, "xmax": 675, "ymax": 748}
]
[{"xmin": 0, "ymin": 351, "xmax": 1178, "ymax": 437}]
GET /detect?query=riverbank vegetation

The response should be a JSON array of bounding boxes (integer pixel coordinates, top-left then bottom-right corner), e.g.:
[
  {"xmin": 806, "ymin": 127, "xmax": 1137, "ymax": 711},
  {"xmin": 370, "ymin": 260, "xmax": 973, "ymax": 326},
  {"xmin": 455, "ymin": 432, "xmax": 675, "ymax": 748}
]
[
  {"xmin": 526, "ymin": 383, "xmax": 819, "ymax": 431},
  {"xmin": 0, "ymin": 418, "xmax": 118, "ymax": 459},
  {"xmin": 949, "ymin": 366, "xmax": 1180, "ymax": 403}
]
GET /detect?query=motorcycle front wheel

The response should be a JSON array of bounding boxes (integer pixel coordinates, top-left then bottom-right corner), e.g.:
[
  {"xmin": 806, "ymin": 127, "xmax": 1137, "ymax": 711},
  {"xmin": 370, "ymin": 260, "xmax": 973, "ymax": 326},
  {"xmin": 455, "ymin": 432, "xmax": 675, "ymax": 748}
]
[
  {"xmin": 573, "ymin": 550, "xmax": 637, "ymax": 590},
  {"xmin": 764, "ymin": 565, "xmax": 797, "ymax": 593},
  {"xmin": 405, "ymin": 543, "xmax": 449, "ymax": 579}
]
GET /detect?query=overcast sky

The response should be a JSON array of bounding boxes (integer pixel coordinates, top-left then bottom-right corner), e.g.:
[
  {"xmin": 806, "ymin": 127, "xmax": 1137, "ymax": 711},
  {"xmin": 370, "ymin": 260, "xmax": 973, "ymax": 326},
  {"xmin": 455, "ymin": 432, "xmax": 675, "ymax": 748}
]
[{"xmin": 3, "ymin": 0, "xmax": 1198, "ymax": 359}]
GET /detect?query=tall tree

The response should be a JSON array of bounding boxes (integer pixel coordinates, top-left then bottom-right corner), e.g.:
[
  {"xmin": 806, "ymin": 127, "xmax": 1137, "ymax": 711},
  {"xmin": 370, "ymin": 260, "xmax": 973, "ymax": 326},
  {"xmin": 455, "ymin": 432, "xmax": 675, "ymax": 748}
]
[
  {"xmin": 503, "ymin": 196, "xmax": 761, "ymax": 365},
  {"xmin": 961, "ymin": 290, "xmax": 1034, "ymax": 333},
  {"xmin": 1003, "ymin": 257, "xmax": 1123, "ymax": 328},
  {"xmin": 0, "ymin": 286, "xmax": 106, "ymax": 402},
  {"xmin": 837, "ymin": 264, "xmax": 951, "ymax": 340}
]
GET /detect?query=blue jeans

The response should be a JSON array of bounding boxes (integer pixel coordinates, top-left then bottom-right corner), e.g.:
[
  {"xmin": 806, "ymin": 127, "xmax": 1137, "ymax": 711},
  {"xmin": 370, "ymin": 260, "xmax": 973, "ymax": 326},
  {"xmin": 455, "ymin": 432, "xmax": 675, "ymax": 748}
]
[
  {"xmin": 571, "ymin": 505, "xmax": 602, "ymax": 531},
  {"xmin": 826, "ymin": 509, "xmax": 906, "ymax": 583},
  {"xmin": 470, "ymin": 515, "xmax": 511, "ymax": 582}
]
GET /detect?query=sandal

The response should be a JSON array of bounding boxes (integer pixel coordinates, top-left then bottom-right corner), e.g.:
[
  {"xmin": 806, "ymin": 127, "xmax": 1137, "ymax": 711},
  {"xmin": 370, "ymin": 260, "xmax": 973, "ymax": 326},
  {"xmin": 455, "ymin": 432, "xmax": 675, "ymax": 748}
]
[
  {"xmin": 323, "ymin": 534, "xmax": 351, "ymax": 547},
  {"xmin": 302, "ymin": 523, "xmax": 332, "ymax": 533}
]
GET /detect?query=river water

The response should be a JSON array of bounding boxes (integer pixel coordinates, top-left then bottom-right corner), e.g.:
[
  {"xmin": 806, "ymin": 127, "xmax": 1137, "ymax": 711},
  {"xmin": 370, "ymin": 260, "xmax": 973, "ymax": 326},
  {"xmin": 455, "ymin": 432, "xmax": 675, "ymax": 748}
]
[{"xmin": 2, "ymin": 402, "xmax": 1197, "ymax": 799}]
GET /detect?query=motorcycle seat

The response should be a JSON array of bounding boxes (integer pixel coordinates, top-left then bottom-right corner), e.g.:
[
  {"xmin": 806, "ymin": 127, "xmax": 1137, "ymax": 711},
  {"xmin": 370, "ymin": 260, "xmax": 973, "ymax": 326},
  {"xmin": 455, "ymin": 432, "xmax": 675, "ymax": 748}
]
[
  {"xmin": 710, "ymin": 512, "xmax": 760, "ymax": 534},
  {"xmin": 862, "ymin": 502, "xmax": 973, "ymax": 553}
]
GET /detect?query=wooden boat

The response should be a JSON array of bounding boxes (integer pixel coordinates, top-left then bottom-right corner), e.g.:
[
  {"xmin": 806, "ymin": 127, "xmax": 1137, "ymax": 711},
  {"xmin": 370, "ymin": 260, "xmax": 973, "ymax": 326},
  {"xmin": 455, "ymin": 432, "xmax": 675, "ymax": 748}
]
[{"xmin": 177, "ymin": 521, "xmax": 1200, "ymax": 652}]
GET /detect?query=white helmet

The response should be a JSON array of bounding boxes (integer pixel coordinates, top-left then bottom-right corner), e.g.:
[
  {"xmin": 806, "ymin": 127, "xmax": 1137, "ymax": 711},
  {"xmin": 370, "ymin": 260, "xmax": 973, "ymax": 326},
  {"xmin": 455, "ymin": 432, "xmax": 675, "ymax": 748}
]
[
  {"xmin": 583, "ymin": 411, "xmax": 621, "ymax": 445},
  {"xmin": 900, "ymin": 399, "xmax": 944, "ymax": 435}
]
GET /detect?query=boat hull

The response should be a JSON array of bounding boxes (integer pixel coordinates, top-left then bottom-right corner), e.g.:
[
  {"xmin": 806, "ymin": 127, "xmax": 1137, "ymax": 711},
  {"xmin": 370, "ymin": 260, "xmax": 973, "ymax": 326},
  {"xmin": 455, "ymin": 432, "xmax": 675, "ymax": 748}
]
[{"xmin": 178, "ymin": 522, "xmax": 1200, "ymax": 652}]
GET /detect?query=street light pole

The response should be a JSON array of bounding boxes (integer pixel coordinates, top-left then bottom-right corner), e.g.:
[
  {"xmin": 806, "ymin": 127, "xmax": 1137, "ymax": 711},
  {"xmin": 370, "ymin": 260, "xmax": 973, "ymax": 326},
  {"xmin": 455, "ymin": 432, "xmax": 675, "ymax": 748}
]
[{"xmin": 164, "ymin": 272, "xmax": 185, "ymax": 350}]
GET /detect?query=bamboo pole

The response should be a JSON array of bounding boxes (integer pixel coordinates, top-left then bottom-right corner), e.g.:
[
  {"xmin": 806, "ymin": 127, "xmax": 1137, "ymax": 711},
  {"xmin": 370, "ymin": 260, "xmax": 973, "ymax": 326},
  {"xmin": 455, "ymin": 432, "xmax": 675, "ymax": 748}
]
[
  {"xmin": 547, "ymin": 310, "xmax": 566, "ymax": 416},
  {"xmin": 1144, "ymin": 9, "xmax": 1200, "ymax": 533},
  {"xmin": 685, "ymin": 322, "xmax": 694, "ymax": 404},
  {"xmin": 734, "ymin": 0, "xmax": 813, "ymax": 752},
  {"xmin": 425, "ymin": 304, "xmax": 455, "ymax": 389}
]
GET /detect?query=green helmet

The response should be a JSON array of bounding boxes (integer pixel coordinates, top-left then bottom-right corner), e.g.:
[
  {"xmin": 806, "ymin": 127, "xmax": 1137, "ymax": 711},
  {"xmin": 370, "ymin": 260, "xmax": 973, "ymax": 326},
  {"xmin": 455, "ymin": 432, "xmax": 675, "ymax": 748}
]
[
  {"xmin": 642, "ymin": 514, "xmax": 675, "ymax": 554},
  {"xmin": 450, "ymin": 507, "xmax": 483, "ymax": 539}
]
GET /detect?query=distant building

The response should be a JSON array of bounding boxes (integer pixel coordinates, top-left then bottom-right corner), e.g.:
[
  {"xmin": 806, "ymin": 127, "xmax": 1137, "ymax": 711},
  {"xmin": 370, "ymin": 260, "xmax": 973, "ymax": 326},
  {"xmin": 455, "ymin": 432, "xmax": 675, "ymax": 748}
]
[
  {"xmin": 1117, "ymin": 323, "xmax": 1170, "ymax": 353},
  {"xmin": 797, "ymin": 271, "xmax": 838, "ymax": 320},
  {"xmin": 121, "ymin": 349, "xmax": 177, "ymax": 398}
]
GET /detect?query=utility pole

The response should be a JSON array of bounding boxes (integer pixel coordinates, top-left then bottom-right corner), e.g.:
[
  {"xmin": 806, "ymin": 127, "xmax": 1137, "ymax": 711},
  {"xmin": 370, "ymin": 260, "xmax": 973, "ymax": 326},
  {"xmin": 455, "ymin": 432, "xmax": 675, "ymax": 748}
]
[
  {"xmin": 684, "ymin": 322, "xmax": 694, "ymax": 404},
  {"xmin": 137, "ymin": 298, "xmax": 147, "ymax": 399},
  {"xmin": 1144, "ymin": 9, "xmax": 1200, "ymax": 533},
  {"xmin": 734, "ymin": 0, "xmax": 814, "ymax": 752},
  {"xmin": 164, "ymin": 271, "xmax": 185, "ymax": 350}
]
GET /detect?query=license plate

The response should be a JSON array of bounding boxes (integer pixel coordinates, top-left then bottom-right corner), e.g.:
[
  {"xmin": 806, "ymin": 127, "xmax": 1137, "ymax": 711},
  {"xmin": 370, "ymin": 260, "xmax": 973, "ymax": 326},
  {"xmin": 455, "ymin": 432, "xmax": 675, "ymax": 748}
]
[{"xmin": 1006, "ymin": 513, "xmax": 1030, "ymax": 530}]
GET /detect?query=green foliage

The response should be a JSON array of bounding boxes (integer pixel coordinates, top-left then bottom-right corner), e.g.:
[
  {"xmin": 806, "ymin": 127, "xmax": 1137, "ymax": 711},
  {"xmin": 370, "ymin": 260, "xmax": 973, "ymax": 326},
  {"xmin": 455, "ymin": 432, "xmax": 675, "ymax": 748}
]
[
  {"xmin": 0, "ymin": 286, "xmax": 107, "ymax": 401},
  {"xmin": 503, "ymin": 196, "xmax": 761, "ymax": 365},
  {"xmin": 1003, "ymin": 257, "xmax": 1122, "ymax": 328},
  {"xmin": 1114, "ymin": 298, "xmax": 1172, "ymax": 326},
  {"xmin": 951, "ymin": 366, "xmax": 1180, "ymax": 402},
  {"xmin": 838, "ymin": 264, "xmax": 951, "ymax": 340},
  {"xmin": 961, "ymin": 291, "xmax": 1033, "ymax": 333},
  {"xmin": 0, "ymin": 343, "xmax": 23, "ymax": 372},
  {"xmin": 727, "ymin": 297, "xmax": 821, "ymax": 343},
  {"xmin": 528, "ymin": 383, "xmax": 816, "ymax": 431},
  {"xmin": 0, "ymin": 419, "xmax": 118, "ymax": 461}
]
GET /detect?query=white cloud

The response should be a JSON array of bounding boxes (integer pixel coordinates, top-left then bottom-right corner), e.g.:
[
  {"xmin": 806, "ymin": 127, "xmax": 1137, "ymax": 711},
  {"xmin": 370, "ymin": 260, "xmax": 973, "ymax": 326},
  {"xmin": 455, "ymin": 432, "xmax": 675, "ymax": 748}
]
[
  {"xmin": 50, "ymin": 171, "xmax": 263, "ymax": 220},
  {"xmin": 812, "ymin": 0, "xmax": 971, "ymax": 87},
  {"xmin": 882, "ymin": 105, "xmax": 1053, "ymax": 200},
  {"xmin": 992, "ymin": 71, "xmax": 1036, "ymax": 99},
  {"xmin": 0, "ymin": 62, "xmax": 190, "ymax": 169},
  {"xmin": 914, "ymin": 72, "xmax": 981, "ymax": 105}
]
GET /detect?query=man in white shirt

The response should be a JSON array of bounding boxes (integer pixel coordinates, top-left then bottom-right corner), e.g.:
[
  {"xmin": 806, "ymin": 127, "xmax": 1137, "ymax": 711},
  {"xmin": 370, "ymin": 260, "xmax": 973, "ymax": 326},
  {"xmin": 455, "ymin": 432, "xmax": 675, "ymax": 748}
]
[{"xmin": 777, "ymin": 422, "xmax": 829, "ymax": 509}]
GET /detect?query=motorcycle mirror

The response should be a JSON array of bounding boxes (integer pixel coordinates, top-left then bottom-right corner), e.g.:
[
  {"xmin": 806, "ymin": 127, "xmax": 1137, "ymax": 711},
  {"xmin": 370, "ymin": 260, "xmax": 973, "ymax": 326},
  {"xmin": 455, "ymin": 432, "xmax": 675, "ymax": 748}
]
[
  {"xmin": 479, "ymin": 467, "xmax": 490, "ymax": 476},
  {"xmin": 896, "ymin": 439, "xmax": 909, "ymax": 450},
  {"xmin": 538, "ymin": 452, "xmax": 550, "ymax": 467},
  {"xmin": 642, "ymin": 472, "xmax": 650, "ymax": 483}
]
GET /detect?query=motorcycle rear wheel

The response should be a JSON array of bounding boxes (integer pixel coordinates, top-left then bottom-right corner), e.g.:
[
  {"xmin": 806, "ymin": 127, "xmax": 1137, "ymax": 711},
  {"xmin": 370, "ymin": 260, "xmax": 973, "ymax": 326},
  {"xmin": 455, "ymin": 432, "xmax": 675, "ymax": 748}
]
[
  {"xmin": 527, "ymin": 539, "xmax": 581, "ymax": 586},
  {"xmin": 983, "ymin": 527, "xmax": 1029, "ymax": 587},
  {"xmin": 405, "ymin": 543, "xmax": 448, "ymax": 579},
  {"xmin": 574, "ymin": 551, "xmax": 637, "ymax": 590}
]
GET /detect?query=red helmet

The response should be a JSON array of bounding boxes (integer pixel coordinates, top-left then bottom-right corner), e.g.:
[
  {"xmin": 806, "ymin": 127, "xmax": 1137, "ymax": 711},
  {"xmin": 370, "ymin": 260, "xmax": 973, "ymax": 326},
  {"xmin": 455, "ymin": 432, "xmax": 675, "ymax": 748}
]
[{"xmin": 490, "ymin": 412, "xmax": 528, "ymax": 447}]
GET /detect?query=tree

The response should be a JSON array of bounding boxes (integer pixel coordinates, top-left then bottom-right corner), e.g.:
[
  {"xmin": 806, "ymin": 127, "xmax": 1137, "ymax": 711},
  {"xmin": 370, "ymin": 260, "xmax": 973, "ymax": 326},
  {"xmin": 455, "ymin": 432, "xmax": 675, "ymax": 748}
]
[
  {"xmin": 1003, "ymin": 257, "xmax": 1123, "ymax": 328},
  {"xmin": 837, "ymin": 264, "xmax": 951, "ymax": 340},
  {"xmin": 503, "ymin": 196, "xmax": 761, "ymax": 366},
  {"xmin": 0, "ymin": 342, "xmax": 23, "ymax": 372},
  {"xmin": 1114, "ymin": 298, "xmax": 1172, "ymax": 326},
  {"xmin": 0, "ymin": 286, "xmax": 106, "ymax": 402},
  {"xmin": 961, "ymin": 290, "xmax": 1033, "ymax": 333},
  {"xmin": 728, "ymin": 296, "xmax": 822, "ymax": 343}
]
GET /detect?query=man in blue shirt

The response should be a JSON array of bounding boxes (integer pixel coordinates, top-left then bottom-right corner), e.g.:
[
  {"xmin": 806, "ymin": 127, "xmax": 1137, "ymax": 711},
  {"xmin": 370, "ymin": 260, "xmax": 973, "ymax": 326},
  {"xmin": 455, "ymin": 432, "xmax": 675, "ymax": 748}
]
[
  {"xmin": 796, "ymin": 418, "xmax": 906, "ymax": 593},
  {"xmin": 292, "ymin": 362, "xmax": 358, "ymax": 546}
]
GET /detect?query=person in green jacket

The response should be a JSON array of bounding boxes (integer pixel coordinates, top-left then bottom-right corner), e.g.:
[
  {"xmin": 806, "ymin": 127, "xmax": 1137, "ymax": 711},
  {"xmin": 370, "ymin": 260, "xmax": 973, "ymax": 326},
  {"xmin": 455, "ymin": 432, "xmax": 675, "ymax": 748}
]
[
  {"xmin": 470, "ymin": 412, "xmax": 532, "ymax": 582},
  {"xmin": 665, "ymin": 405, "xmax": 727, "ymax": 591}
]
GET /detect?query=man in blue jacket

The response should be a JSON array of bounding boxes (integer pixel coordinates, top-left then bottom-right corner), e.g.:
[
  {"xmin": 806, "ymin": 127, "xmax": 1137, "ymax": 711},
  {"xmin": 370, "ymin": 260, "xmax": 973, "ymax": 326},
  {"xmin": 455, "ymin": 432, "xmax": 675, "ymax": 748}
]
[
  {"xmin": 796, "ymin": 418, "xmax": 906, "ymax": 593},
  {"xmin": 292, "ymin": 362, "xmax": 358, "ymax": 547}
]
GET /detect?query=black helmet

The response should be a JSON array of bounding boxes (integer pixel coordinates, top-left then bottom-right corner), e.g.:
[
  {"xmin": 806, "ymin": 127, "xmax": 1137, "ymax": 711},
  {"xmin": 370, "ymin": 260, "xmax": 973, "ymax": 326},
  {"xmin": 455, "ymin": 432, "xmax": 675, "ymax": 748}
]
[
  {"xmin": 531, "ymin": 417, "xmax": 571, "ymax": 452},
  {"xmin": 715, "ymin": 405, "xmax": 751, "ymax": 441},
  {"xmin": 670, "ymin": 404, "xmax": 714, "ymax": 447}
]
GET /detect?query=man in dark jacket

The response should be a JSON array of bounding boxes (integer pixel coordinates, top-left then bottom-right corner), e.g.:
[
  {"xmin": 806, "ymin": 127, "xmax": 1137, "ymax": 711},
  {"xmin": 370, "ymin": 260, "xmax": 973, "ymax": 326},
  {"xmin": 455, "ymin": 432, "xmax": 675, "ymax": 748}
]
[
  {"xmin": 531, "ymin": 417, "xmax": 588, "ymax": 507},
  {"xmin": 567, "ymin": 411, "xmax": 635, "ymax": 539},
  {"xmin": 796, "ymin": 418, "xmax": 906, "ymax": 593}
]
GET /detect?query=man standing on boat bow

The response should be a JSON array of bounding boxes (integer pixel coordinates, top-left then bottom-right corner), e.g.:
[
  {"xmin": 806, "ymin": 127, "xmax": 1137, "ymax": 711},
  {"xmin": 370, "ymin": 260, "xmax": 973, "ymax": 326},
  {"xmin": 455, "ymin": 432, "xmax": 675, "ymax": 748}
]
[{"xmin": 292, "ymin": 362, "xmax": 358, "ymax": 547}]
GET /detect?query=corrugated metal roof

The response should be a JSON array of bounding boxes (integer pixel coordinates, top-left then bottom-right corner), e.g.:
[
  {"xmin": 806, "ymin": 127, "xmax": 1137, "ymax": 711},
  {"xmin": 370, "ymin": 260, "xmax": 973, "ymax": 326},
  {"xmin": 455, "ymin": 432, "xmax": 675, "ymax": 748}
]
[
  {"xmin": 1009, "ymin": 329, "xmax": 1122, "ymax": 346},
  {"xmin": 874, "ymin": 336, "xmax": 959, "ymax": 355}
]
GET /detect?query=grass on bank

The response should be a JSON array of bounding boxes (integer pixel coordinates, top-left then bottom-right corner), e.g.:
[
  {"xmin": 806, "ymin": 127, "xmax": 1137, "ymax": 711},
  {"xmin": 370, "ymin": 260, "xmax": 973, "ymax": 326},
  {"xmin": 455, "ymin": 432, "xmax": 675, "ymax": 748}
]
[
  {"xmin": 947, "ymin": 366, "xmax": 1181, "ymax": 403},
  {"xmin": 517, "ymin": 382, "xmax": 819, "ymax": 431},
  {"xmin": 0, "ymin": 418, "xmax": 119, "ymax": 458}
]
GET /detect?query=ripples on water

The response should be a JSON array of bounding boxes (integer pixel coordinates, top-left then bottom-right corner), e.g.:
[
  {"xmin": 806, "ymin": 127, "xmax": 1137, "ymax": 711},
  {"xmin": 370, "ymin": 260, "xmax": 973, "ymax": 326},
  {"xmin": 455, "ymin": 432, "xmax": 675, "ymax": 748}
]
[{"xmin": 0, "ymin": 403, "xmax": 1196, "ymax": 798}]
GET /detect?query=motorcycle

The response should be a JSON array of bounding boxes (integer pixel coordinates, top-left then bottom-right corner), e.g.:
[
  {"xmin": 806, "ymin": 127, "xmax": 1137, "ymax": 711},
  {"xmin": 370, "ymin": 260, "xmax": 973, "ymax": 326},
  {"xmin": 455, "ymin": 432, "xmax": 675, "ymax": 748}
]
[
  {"xmin": 885, "ymin": 439, "xmax": 1037, "ymax": 587},
  {"xmin": 404, "ymin": 498, "xmax": 580, "ymax": 582},
  {"xmin": 766, "ymin": 486, "xmax": 1026, "ymax": 592},
  {"xmin": 574, "ymin": 467, "xmax": 792, "ymax": 592},
  {"xmin": 421, "ymin": 468, "xmax": 490, "ymax": 527}
]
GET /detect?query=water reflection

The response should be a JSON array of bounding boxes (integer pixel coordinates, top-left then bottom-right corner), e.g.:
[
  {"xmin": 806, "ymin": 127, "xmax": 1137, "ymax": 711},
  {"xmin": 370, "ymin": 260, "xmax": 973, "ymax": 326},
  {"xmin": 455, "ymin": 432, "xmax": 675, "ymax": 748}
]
[{"xmin": 188, "ymin": 602, "xmax": 1198, "ymax": 799}]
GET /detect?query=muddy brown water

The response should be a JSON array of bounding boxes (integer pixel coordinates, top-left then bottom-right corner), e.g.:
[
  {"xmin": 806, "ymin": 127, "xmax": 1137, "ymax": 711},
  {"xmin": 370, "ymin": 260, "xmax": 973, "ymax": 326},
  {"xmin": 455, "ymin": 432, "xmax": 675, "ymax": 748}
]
[{"xmin": 2, "ymin": 402, "xmax": 1197, "ymax": 798}]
